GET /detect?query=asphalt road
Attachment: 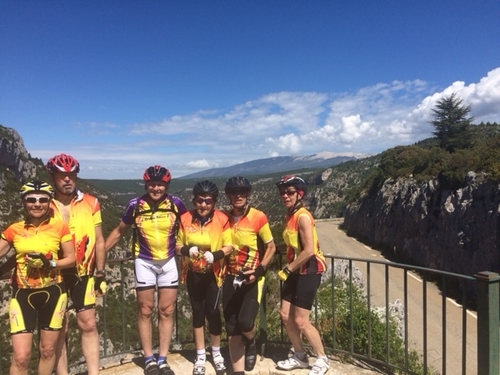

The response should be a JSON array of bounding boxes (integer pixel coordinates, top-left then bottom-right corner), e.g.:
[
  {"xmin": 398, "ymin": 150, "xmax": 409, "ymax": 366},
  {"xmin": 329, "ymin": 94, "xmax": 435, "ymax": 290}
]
[{"xmin": 316, "ymin": 219, "xmax": 478, "ymax": 375}]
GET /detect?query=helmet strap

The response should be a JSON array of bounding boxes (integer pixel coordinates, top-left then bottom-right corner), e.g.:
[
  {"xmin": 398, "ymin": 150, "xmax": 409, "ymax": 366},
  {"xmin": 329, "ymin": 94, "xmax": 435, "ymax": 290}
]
[
  {"xmin": 231, "ymin": 202, "xmax": 249, "ymax": 217},
  {"xmin": 287, "ymin": 200, "xmax": 304, "ymax": 216}
]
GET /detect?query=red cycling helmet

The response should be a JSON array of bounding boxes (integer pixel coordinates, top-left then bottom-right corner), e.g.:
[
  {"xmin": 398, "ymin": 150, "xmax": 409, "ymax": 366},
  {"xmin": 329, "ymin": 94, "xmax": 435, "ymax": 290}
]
[
  {"xmin": 46, "ymin": 154, "xmax": 80, "ymax": 173},
  {"xmin": 143, "ymin": 165, "xmax": 171, "ymax": 183}
]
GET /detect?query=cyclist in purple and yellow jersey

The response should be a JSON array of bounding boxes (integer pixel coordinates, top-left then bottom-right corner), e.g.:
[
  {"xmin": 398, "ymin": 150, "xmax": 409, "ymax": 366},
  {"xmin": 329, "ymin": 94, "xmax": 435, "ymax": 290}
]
[
  {"xmin": 223, "ymin": 176, "xmax": 276, "ymax": 375},
  {"xmin": 0, "ymin": 181, "xmax": 75, "ymax": 375},
  {"xmin": 176, "ymin": 180, "xmax": 233, "ymax": 375},
  {"xmin": 105, "ymin": 165, "xmax": 186, "ymax": 375},
  {"xmin": 45, "ymin": 154, "xmax": 106, "ymax": 375},
  {"xmin": 275, "ymin": 175, "xmax": 329, "ymax": 375}
]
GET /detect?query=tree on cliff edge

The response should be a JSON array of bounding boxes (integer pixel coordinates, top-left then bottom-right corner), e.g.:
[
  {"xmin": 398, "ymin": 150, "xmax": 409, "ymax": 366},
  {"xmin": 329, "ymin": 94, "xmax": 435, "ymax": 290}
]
[{"xmin": 431, "ymin": 93, "xmax": 473, "ymax": 153}]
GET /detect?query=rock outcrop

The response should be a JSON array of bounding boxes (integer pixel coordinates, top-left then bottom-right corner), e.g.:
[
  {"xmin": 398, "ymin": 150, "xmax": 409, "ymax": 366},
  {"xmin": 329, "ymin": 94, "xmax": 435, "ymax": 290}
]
[
  {"xmin": 343, "ymin": 172, "xmax": 500, "ymax": 279},
  {"xmin": 0, "ymin": 126, "xmax": 38, "ymax": 183}
]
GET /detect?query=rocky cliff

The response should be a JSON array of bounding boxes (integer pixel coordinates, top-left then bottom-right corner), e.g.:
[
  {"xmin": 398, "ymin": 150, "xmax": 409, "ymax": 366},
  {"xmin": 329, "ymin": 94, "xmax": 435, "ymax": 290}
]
[
  {"xmin": 0, "ymin": 126, "xmax": 39, "ymax": 183},
  {"xmin": 343, "ymin": 172, "xmax": 500, "ymax": 278}
]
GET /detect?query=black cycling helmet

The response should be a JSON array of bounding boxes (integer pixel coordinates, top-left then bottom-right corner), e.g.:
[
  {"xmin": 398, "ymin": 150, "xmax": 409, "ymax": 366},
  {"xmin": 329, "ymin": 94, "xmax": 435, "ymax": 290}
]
[
  {"xmin": 276, "ymin": 174, "xmax": 307, "ymax": 196},
  {"xmin": 143, "ymin": 165, "xmax": 171, "ymax": 183},
  {"xmin": 193, "ymin": 180, "xmax": 219, "ymax": 199},
  {"xmin": 224, "ymin": 176, "xmax": 252, "ymax": 194}
]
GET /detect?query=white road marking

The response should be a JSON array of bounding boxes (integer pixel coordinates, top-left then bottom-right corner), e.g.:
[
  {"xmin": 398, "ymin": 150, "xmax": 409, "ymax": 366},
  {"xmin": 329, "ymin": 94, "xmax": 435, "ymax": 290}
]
[
  {"xmin": 408, "ymin": 273, "xmax": 423, "ymax": 283},
  {"xmin": 446, "ymin": 297, "xmax": 477, "ymax": 319}
]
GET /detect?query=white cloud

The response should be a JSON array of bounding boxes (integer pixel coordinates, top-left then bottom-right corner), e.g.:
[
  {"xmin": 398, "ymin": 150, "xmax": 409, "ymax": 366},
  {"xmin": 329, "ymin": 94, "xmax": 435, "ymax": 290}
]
[
  {"xmin": 30, "ymin": 67, "xmax": 500, "ymax": 179},
  {"xmin": 186, "ymin": 159, "xmax": 211, "ymax": 169}
]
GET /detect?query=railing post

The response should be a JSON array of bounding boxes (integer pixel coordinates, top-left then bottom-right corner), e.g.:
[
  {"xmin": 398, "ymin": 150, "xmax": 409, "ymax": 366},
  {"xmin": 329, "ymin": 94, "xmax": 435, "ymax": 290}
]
[{"xmin": 475, "ymin": 271, "xmax": 500, "ymax": 375}]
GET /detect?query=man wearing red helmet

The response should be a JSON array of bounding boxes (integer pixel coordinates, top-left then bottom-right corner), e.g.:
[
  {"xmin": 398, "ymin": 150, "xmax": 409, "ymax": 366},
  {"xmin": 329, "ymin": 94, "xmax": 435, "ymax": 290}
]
[
  {"xmin": 105, "ymin": 165, "xmax": 187, "ymax": 375},
  {"xmin": 45, "ymin": 154, "xmax": 106, "ymax": 375}
]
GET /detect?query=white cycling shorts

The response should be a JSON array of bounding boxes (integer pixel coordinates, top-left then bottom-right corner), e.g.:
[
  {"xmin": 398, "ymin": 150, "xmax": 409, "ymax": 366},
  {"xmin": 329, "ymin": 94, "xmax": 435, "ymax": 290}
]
[{"xmin": 134, "ymin": 257, "xmax": 179, "ymax": 289}]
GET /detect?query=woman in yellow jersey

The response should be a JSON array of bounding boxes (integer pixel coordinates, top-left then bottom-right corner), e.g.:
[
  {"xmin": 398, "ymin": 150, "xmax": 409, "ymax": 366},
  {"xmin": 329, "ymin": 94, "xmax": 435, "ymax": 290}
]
[
  {"xmin": 0, "ymin": 181, "xmax": 75, "ymax": 375},
  {"xmin": 176, "ymin": 180, "xmax": 233, "ymax": 375},
  {"xmin": 275, "ymin": 175, "xmax": 330, "ymax": 375},
  {"xmin": 222, "ymin": 176, "xmax": 276, "ymax": 375}
]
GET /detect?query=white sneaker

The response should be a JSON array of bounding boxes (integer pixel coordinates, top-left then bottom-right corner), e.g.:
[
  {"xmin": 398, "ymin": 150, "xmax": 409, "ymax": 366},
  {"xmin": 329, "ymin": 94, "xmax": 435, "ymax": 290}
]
[
  {"xmin": 192, "ymin": 359, "xmax": 206, "ymax": 375},
  {"xmin": 213, "ymin": 354, "xmax": 226, "ymax": 375},
  {"xmin": 308, "ymin": 357, "xmax": 330, "ymax": 375},
  {"xmin": 277, "ymin": 353, "xmax": 309, "ymax": 370}
]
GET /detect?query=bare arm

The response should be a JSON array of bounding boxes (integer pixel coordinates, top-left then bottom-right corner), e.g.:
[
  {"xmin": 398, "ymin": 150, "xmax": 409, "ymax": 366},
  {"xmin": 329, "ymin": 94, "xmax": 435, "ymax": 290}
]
[
  {"xmin": 221, "ymin": 244, "xmax": 233, "ymax": 256},
  {"xmin": 286, "ymin": 214, "xmax": 314, "ymax": 272},
  {"xmin": 260, "ymin": 240, "xmax": 276, "ymax": 268},
  {"xmin": 0, "ymin": 238, "xmax": 12, "ymax": 259},
  {"xmin": 94, "ymin": 224, "xmax": 106, "ymax": 271},
  {"xmin": 245, "ymin": 240, "xmax": 276, "ymax": 284},
  {"xmin": 58, "ymin": 240, "xmax": 76, "ymax": 269},
  {"xmin": 104, "ymin": 221, "xmax": 131, "ymax": 253}
]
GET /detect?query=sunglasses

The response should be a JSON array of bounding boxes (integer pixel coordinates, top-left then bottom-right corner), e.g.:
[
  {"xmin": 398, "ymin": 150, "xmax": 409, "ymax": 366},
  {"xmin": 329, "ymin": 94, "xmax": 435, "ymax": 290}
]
[
  {"xmin": 195, "ymin": 197, "xmax": 214, "ymax": 205},
  {"xmin": 279, "ymin": 189, "xmax": 298, "ymax": 196},
  {"xmin": 228, "ymin": 189, "xmax": 248, "ymax": 196},
  {"xmin": 25, "ymin": 196, "xmax": 51, "ymax": 204}
]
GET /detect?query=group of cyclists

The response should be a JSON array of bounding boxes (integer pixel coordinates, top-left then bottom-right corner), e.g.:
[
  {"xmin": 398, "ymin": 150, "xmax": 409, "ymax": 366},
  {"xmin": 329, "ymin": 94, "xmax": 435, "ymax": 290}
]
[{"xmin": 0, "ymin": 154, "xmax": 330, "ymax": 375}]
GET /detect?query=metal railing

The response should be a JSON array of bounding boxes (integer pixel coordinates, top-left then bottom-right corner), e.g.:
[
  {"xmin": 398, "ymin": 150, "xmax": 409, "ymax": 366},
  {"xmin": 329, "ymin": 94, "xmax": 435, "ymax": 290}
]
[{"xmin": 1, "ymin": 254, "xmax": 498, "ymax": 375}]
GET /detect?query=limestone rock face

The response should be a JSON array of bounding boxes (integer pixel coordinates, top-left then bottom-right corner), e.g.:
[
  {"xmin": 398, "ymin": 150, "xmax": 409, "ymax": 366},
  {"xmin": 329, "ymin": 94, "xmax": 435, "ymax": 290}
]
[
  {"xmin": 343, "ymin": 172, "xmax": 500, "ymax": 278},
  {"xmin": 0, "ymin": 126, "xmax": 38, "ymax": 182}
]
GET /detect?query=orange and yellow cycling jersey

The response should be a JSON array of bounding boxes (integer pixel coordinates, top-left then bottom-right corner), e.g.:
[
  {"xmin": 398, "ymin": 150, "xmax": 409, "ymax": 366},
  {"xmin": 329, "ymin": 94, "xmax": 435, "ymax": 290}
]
[
  {"xmin": 225, "ymin": 207, "xmax": 274, "ymax": 276},
  {"xmin": 177, "ymin": 209, "xmax": 231, "ymax": 287},
  {"xmin": 283, "ymin": 207, "xmax": 327, "ymax": 275},
  {"xmin": 122, "ymin": 195, "xmax": 186, "ymax": 260},
  {"xmin": 51, "ymin": 190, "xmax": 102, "ymax": 276},
  {"xmin": 1, "ymin": 218, "xmax": 73, "ymax": 288}
]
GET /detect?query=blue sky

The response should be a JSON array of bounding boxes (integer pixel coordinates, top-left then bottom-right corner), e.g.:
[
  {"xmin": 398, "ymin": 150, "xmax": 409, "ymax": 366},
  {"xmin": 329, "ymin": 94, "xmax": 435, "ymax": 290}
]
[{"xmin": 1, "ymin": 1, "xmax": 499, "ymax": 179}]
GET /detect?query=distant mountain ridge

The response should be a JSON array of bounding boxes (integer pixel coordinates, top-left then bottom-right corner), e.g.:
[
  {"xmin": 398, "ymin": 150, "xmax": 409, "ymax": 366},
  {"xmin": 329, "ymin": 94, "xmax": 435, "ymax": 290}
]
[{"xmin": 181, "ymin": 153, "xmax": 358, "ymax": 179}]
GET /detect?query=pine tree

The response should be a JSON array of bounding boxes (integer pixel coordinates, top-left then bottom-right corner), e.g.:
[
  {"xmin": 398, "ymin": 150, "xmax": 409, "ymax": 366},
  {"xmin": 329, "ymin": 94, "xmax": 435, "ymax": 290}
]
[{"xmin": 430, "ymin": 93, "xmax": 473, "ymax": 152}]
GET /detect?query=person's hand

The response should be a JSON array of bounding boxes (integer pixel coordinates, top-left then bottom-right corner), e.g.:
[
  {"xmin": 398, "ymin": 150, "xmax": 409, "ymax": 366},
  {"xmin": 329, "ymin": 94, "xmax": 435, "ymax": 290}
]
[
  {"xmin": 94, "ymin": 274, "xmax": 107, "ymax": 296},
  {"xmin": 26, "ymin": 253, "xmax": 51, "ymax": 269},
  {"xmin": 189, "ymin": 246, "xmax": 199, "ymax": 258},
  {"xmin": 203, "ymin": 251, "xmax": 214, "ymax": 264},
  {"xmin": 277, "ymin": 267, "xmax": 291, "ymax": 281}
]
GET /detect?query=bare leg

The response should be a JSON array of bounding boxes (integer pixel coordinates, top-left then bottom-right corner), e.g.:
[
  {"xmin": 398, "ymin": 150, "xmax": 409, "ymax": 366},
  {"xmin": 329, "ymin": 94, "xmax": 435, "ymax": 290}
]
[
  {"xmin": 209, "ymin": 333, "xmax": 221, "ymax": 349},
  {"xmin": 280, "ymin": 300, "xmax": 305, "ymax": 353},
  {"xmin": 137, "ymin": 288, "xmax": 156, "ymax": 357},
  {"xmin": 77, "ymin": 308, "xmax": 100, "ymax": 375},
  {"xmin": 38, "ymin": 329, "xmax": 60, "ymax": 375},
  {"xmin": 10, "ymin": 333, "xmax": 33, "ymax": 375},
  {"xmin": 157, "ymin": 287, "xmax": 177, "ymax": 357},
  {"xmin": 55, "ymin": 312, "xmax": 69, "ymax": 375},
  {"xmin": 194, "ymin": 326, "xmax": 205, "ymax": 351},
  {"xmin": 228, "ymin": 335, "xmax": 245, "ymax": 373},
  {"xmin": 290, "ymin": 304, "xmax": 326, "ymax": 357}
]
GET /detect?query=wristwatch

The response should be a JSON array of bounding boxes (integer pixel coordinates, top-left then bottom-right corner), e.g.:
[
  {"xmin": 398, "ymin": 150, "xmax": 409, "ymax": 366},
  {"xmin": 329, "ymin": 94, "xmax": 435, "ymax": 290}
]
[{"xmin": 49, "ymin": 260, "xmax": 57, "ymax": 268}]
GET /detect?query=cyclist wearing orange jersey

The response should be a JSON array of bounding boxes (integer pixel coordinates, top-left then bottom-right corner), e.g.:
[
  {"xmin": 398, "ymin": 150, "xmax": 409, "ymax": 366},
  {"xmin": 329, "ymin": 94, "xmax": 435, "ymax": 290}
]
[
  {"xmin": 275, "ymin": 175, "xmax": 329, "ymax": 375},
  {"xmin": 0, "ymin": 181, "xmax": 75, "ymax": 375},
  {"xmin": 223, "ymin": 176, "xmax": 276, "ymax": 375},
  {"xmin": 105, "ymin": 165, "xmax": 187, "ymax": 375},
  {"xmin": 46, "ymin": 154, "xmax": 106, "ymax": 375},
  {"xmin": 176, "ymin": 180, "xmax": 232, "ymax": 375}
]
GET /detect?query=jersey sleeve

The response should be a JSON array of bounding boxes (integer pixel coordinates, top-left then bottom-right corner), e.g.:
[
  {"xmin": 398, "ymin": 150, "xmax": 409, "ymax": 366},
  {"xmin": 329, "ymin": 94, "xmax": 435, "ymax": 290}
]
[
  {"xmin": 171, "ymin": 196, "xmax": 187, "ymax": 215},
  {"xmin": 121, "ymin": 197, "xmax": 139, "ymax": 225},
  {"xmin": 92, "ymin": 198, "xmax": 103, "ymax": 226}
]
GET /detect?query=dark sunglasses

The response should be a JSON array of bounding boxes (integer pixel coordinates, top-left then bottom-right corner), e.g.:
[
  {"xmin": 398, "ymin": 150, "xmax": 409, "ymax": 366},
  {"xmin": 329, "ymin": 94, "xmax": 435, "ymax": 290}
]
[
  {"xmin": 279, "ymin": 189, "xmax": 297, "ymax": 196},
  {"xmin": 228, "ymin": 189, "xmax": 248, "ymax": 196},
  {"xmin": 25, "ymin": 196, "xmax": 51, "ymax": 204},
  {"xmin": 195, "ymin": 197, "xmax": 214, "ymax": 205}
]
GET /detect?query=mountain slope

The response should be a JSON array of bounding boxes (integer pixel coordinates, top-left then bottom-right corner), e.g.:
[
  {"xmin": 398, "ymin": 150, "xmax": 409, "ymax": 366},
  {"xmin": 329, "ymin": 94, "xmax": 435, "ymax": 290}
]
[{"xmin": 181, "ymin": 154, "xmax": 357, "ymax": 179}]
